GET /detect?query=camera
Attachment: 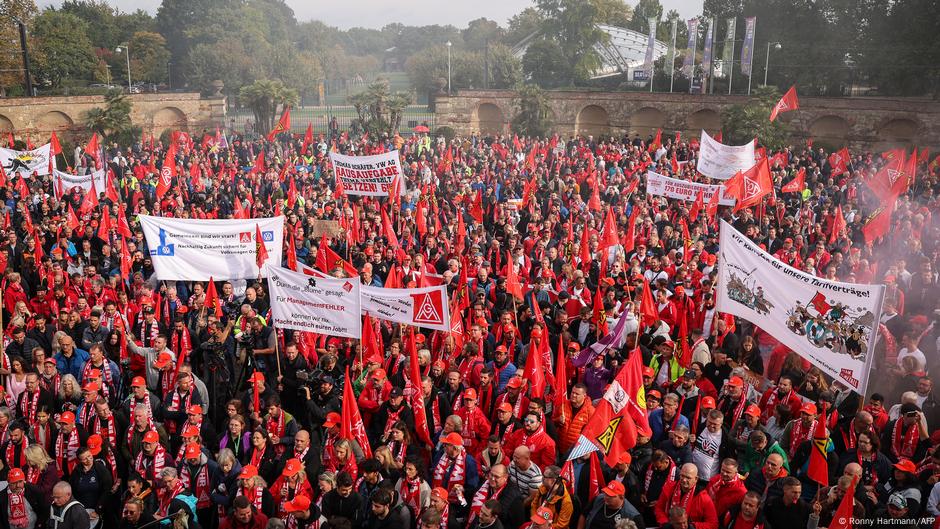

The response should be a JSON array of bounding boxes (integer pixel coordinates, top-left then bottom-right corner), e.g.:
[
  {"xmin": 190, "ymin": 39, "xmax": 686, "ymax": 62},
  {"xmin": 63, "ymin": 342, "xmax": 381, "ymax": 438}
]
[{"xmin": 296, "ymin": 368, "xmax": 326, "ymax": 395}]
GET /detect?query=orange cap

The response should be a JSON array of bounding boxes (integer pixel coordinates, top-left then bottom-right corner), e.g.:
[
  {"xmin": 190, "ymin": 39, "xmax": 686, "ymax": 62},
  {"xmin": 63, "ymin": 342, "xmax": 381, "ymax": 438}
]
[
  {"xmin": 188, "ymin": 405, "xmax": 203, "ymax": 415},
  {"xmin": 441, "ymin": 432, "xmax": 464, "ymax": 446},
  {"xmin": 184, "ymin": 443, "xmax": 202, "ymax": 460},
  {"xmin": 58, "ymin": 411, "xmax": 76, "ymax": 424},
  {"xmin": 182, "ymin": 425, "xmax": 201, "ymax": 438},
  {"xmin": 87, "ymin": 434, "xmax": 103, "ymax": 456},
  {"xmin": 239, "ymin": 465, "xmax": 258, "ymax": 479},
  {"xmin": 463, "ymin": 388, "xmax": 478, "ymax": 401},
  {"xmin": 726, "ymin": 376, "xmax": 744, "ymax": 388},
  {"xmin": 371, "ymin": 368, "xmax": 387, "ymax": 380},
  {"xmin": 282, "ymin": 458, "xmax": 303, "ymax": 477},
  {"xmin": 744, "ymin": 404, "xmax": 762, "ymax": 417},
  {"xmin": 701, "ymin": 396, "xmax": 717, "ymax": 409},
  {"xmin": 7, "ymin": 468, "xmax": 25, "ymax": 483},
  {"xmin": 142, "ymin": 430, "xmax": 160, "ymax": 444},
  {"xmin": 324, "ymin": 412, "xmax": 342, "ymax": 428},
  {"xmin": 131, "ymin": 376, "xmax": 147, "ymax": 387},
  {"xmin": 153, "ymin": 352, "xmax": 173, "ymax": 369},
  {"xmin": 82, "ymin": 381, "xmax": 100, "ymax": 393}
]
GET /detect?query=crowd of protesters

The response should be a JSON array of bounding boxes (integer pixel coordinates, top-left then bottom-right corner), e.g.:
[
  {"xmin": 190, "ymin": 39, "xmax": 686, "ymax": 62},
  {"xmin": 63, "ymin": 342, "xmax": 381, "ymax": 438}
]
[{"xmin": 0, "ymin": 117, "xmax": 937, "ymax": 529}]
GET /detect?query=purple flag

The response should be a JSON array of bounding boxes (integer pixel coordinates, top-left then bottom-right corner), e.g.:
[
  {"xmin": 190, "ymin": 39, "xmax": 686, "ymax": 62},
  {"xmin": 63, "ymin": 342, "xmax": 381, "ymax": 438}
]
[{"xmin": 571, "ymin": 309, "xmax": 632, "ymax": 368}]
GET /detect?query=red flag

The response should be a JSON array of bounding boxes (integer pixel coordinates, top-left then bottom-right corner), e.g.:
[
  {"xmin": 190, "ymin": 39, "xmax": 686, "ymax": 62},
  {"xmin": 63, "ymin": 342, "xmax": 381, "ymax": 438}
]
[
  {"xmin": 0, "ymin": 163, "xmax": 7, "ymax": 188},
  {"xmin": 119, "ymin": 237, "xmax": 132, "ymax": 282},
  {"xmin": 204, "ymin": 277, "xmax": 223, "ymax": 318},
  {"xmin": 587, "ymin": 175, "xmax": 602, "ymax": 212},
  {"xmin": 769, "ymin": 85, "xmax": 799, "ymax": 121},
  {"xmin": 415, "ymin": 200, "xmax": 427, "ymax": 237},
  {"xmin": 621, "ymin": 207, "xmax": 637, "ymax": 254},
  {"xmin": 578, "ymin": 220, "xmax": 592, "ymax": 273},
  {"xmin": 156, "ymin": 144, "xmax": 176, "ymax": 200},
  {"xmin": 285, "ymin": 230, "xmax": 298, "ymax": 272},
  {"xmin": 588, "ymin": 451, "xmax": 607, "ymax": 503},
  {"xmin": 67, "ymin": 205, "xmax": 80, "ymax": 233},
  {"xmin": 599, "ymin": 207, "xmax": 619, "ymax": 251},
  {"xmin": 505, "ymin": 252, "xmax": 523, "ymax": 300},
  {"xmin": 97, "ymin": 212, "xmax": 112, "ymax": 242},
  {"xmin": 116, "ymin": 209, "xmax": 132, "ymax": 238},
  {"xmin": 677, "ymin": 313, "xmax": 691, "ymax": 368},
  {"xmin": 50, "ymin": 131, "xmax": 62, "ymax": 156},
  {"xmin": 810, "ymin": 291, "xmax": 832, "ymax": 315},
  {"xmin": 301, "ymin": 123, "xmax": 313, "ymax": 153},
  {"xmin": 6, "ymin": 132, "xmax": 13, "ymax": 148},
  {"xmin": 316, "ymin": 236, "xmax": 357, "ymax": 276},
  {"xmin": 782, "ymin": 167, "xmax": 806, "ymax": 193},
  {"xmin": 688, "ymin": 190, "xmax": 704, "ymax": 221},
  {"xmin": 572, "ymin": 347, "xmax": 650, "ymax": 466},
  {"xmin": 808, "ymin": 404, "xmax": 830, "ymax": 486},
  {"xmin": 255, "ymin": 224, "xmax": 269, "ymax": 271},
  {"xmin": 233, "ymin": 196, "xmax": 247, "ymax": 219},
  {"xmin": 84, "ymin": 133, "xmax": 100, "ymax": 166},
  {"xmin": 469, "ymin": 189, "xmax": 484, "ymax": 224},
  {"xmin": 828, "ymin": 476, "xmax": 858, "ymax": 529},
  {"xmin": 552, "ymin": 336, "xmax": 568, "ymax": 422},
  {"xmin": 828, "ymin": 147, "xmax": 850, "ymax": 177},
  {"xmin": 342, "ymin": 366, "xmax": 373, "ymax": 458},
  {"xmin": 79, "ymin": 182, "xmax": 99, "ymax": 216},
  {"xmin": 639, "ymin": 280, "xmax": 658, "ymax": 324},
  {"xmin": 105, "ymin": 173, "xmax": 120, "ymax": 203},
  {"xmin": 647, "ymin": 129, "xmax": 662, "ymax": 152},
  {"xmin": 830, "ymin": 205, "xmax": 846, "ymax": 244},
  {"xmin": 867, "ymin": 150, "xmax": 906, "ymax": 201},
  {"xmin": 522, "ymin": 328, "xmax": 546, "ymax": 399},
  {"xmin": 286, "ymin": 177, "xmax": 298, "ymax": 210},
  {"xmin": 251, "ymin": 151, "xmax": 265, "ymax": 174},
  {"xmin": 267, "ymin": 106, "xmax": 291, "ymax": 141},
  {"xmin": 407, "ymin": 330, "xmax": 433, "ymax": 445},
  {"xmin": 729, "ymin": 158, "xmax": 773, "ymax": 213},
  {"xmin": 593, "ymin": 285, "xmax": 608, "ymax": 335},
  {"xmin": 706, "ymin": 185, "xmax": 721, "ymax": 220},
  {"xmin": 380, "ymin": 207, "xmax": 401, "ymax": 250},
  {"xmin": 862, "ymin": 200, "xmax": 894, "ymax": 244}
]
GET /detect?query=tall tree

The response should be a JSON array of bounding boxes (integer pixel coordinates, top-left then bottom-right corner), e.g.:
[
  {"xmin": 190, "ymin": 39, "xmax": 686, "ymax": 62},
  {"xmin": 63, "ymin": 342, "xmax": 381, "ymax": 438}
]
[
  {"xmin": 721, "ymin": 85, "xmax": 790, "ymax": 150},
  {"xmin": 0, "ymin": 0, "xmax": 38, "ymax": 96},
  {"xmin": 511, "ymin": 84, "xmax": 554, "ymax": 138},
  {"xmin": 462, "ymin": 18, "xmax": 504, "ymax": 51},
  {"xmin": 238, "ymin": 79, "xmax": 298, "ymax": 135},
  {"xmin": 505, "ymin": 7, "xmax": 544, "ymax": 45},
  {"xmin": 32, "ymin": 10, "xmax": 97, "ymax": 89},
  {"xmin": 127, "ymin": 31, "xmax": 171, "ymax": 84}
]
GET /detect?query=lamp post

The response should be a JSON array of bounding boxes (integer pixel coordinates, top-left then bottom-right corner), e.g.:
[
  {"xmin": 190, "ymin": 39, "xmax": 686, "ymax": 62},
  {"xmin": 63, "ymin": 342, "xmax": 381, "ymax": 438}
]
[
  {"xmin": 11, "ymin": 17, "xmax": 33, "ymax": 96},
  {"xmin": 446, "ymin": 41, "xmax": 452, "ymax": 95},
  {"xmin": 167, "ymin": 61, "xmax": 172, "ymax": 90},
  {"xmin": 763, "ymin": 41, "xmax": 781, "ymax": 86},
  {"xmin": 105, "ymin": 64, "xmax": 111, "ymax": 87},
  {"xmin": 115, "ymin": 44, "xmax": 131, "ymax": 92}
]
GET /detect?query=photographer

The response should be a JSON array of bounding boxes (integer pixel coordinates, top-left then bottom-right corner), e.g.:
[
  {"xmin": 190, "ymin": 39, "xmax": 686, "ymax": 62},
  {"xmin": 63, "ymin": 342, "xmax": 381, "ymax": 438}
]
[
  {"xmin": 305, "ymin": 374, "xmax": 340, "ymax": 440},
  {"xmin": 240, "ymin": 316, "xmax": 277, "ymax": 386},
  {"xmin": 278, "ymin": 342, "xmax": 309, "ymax": 420}
]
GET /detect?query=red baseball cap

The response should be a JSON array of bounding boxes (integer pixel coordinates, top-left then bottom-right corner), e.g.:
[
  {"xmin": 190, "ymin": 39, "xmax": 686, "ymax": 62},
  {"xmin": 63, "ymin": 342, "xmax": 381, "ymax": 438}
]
[
  {"xmin": 131, "ymin": 376, "xmax": 147, "ymax": 388},
  {"xmin": 497, "ymin": 402, "xmax": 513, "ymax": 413},
  {"xmin": 701, "ymin": 396, "xmax": 717, "ymax": 409},
  {"xmin": 87, "ymin": 434, "xmax": 103, "ymax": 456},
  {"xmin": 602, "ymin": 480, "xmax": 625, "ymax": 496},
  {"xmin": 894, "ymin": 459, "xmax": 917, "ymax": 473},
  {"xmin": 184, "ymin": 443, "xmax": 202, "ymax": 460},
  {"xmin": 463, "ymin": 388, "xmax": 478, "ymax": 401},
  {"xmin": 506, "ymin": 378, "xmax": 524, "ymax": 389},
  {"xmin": 726, "ymin": 376, "xmax": 744, "ymax": 388},
  {"xmin": 282, "ymin": 494, "xmax": 311, "ymax": 513},
  {"xmin": 371, "ymin": 368, "xmax": 387, "ymax": 380},
  {"xmin": 7, "ymin": 468, "xmax": 25, "ymax": 483},
  {"xmin": 239, "ymin": 465, "xmax": 258, "ymax": 479},
  {"xmin": 282, "ymin": 458, "xmax": 304, "ymax": 477},
  {"xmin": 188, "ymin": 405, "xmax": 203, "ymax": 415},
  {"xmin": 182, "ymin": 425, "xmax": 201, "ymax": 438},
  {"xmin": 58, "ymin": 411, "xmax": 76, "ymax": 425},
  {"xmin": 642, "ymin": 366, "xmax": 655, "ymax": 378},
  {"xmin": 142, "ymin": 430, "xmax": 160, "ymax": 444},
  {"xmin": 801, "ymin": 403, "xmax": 818, "ymax": 415},
  {"xmin": 82, "ymin": 381, "xmax": 100, "ymax": 393},
  {"xmin": 430, "ymin": 487, "xmax": 448, "ymax": 501},
  {"xmin": 324, "ymin": 412, "xmax": 342, "ymax": 428},
  {"xmin": 153, "ymin": 352, "xmax": 173, "ymax": 369},
  {"xmin": 440, "ymin": 432, "xmax": 464, "ymax": 446},
  {"xmin": 531, "ymin": 507, "xmax": 554, "ymax": 525},
  {"xmin": 744, "ymin": 404, "xmax": 762, "ymax": 417}
]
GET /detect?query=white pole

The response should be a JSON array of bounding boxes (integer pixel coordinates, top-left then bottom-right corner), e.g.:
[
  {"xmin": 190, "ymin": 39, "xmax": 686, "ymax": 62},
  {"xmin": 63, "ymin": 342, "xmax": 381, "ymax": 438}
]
[
  {"xmin": 669, "ymin": 19, "xmax": 677, "ymax": 93},
  {"xmin": 125, "ymin": 46, "xmax": 131, "ymax": 92},
  {"xmin": 728, "ymin": 20, "xmax": 736, "ymax": 95}
]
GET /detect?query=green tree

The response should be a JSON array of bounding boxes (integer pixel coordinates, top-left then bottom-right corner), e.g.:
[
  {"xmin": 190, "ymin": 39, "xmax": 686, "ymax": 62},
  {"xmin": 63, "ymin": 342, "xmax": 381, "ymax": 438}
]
[
  {"xmin": 83, "ymin": 88, "xmax": 138, "ymax": 143},
  {"xmin": 239, "ymin": 79, "xmax": 298, "ymax": 136},
  {"xmin": 31, "ymin": 10, "xmax": 97, "ymax": 89},
  {"xmin": 505, "ymin": 7, "xmax": 544, "ymax": 45},
  {"xmin": 487, "ymin": 44, "xmax": 524, "ymax": 89},
  {"xmin": 348, "ymin": 78, "xmax": 412, "ymax": 136},
  {"xmin": 127, "ymin": 31, "xmax": 171, "ymax": 84},
  {"xmin": 522, "ymin": 38, "xmax": 572, "ymax": 88},
  {"xmin": 462, "ymin": 18, "xmax": 504, "ymax": 51},
  {"xmin": 511, "ymin": 84, "xmax": 553, "ymax": 137},
  {"xmin": 60, "ymin": 0, "xmax": 154, "ymax": 51},
  {"xmin": 593, "ymin": 0, "xmax": 633, "ymax": 27},
  {"xmin": 0, "ymin": 0, "xmax": 38, "ymax": 96},
  {"xmin": 721, "ymin": 85, "xmax": 789, "ymax": 150}
]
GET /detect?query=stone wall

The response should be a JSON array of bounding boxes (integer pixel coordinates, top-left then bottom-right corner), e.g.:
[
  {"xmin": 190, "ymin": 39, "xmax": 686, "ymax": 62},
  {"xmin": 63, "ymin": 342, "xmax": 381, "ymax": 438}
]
[
  {"xmin": 435, "ymin": 89, "xmax": 940, "ymax": 151},
  {"xmin": 0, "ymin": 93, "xmax": 226, "ymax": 139}
]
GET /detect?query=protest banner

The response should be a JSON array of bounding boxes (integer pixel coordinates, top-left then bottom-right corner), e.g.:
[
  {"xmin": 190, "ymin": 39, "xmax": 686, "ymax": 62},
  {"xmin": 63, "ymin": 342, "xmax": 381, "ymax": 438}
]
[
  {"xmin": 697, "ymin": 130, "xmax": 757, "ymax": 180},
  {"xmin": 0, "ymin": 144, "xmax": 53, "ymax": 176},
  {"xmin": 266, "ymin": 264, "xmax": 362, "ymax": 338},
  {"xmin": 139, "ymin": 215, "xmax": 284, "ymax": 280},
  {"xmin": 329, "ymin": 150, "xmax": 404, "ymax": 197},
  {"xmin": 362, "ymin": 284, "xmax": 451, "ymax": 332},
  {"xmin": 308, "ymin": 219, "xmax": 343, "ymax": 238},
  {"xmin": 716, "ymin": 220, "xmax": 884, "ymax": 394},
  {"xmin": 646, "ymin": 170, "xmax": 736, "ymax": 206},
  {"xmin": 54, "ymin": 169, "xmax": 107, "ymax": 194}
]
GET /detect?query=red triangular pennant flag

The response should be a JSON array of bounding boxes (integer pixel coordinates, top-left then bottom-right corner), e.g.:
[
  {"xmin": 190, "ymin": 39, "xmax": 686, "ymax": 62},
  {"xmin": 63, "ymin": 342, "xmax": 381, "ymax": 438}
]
[{"xmin": 769, "ymin": 85, "xmax": 799, "ymax": 121}]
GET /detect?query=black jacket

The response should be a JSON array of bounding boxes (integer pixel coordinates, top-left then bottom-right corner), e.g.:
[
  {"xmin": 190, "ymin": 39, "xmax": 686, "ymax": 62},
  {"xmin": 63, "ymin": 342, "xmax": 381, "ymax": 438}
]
[
  {"xmin": 0, "ymin": 487, "xmax": 45, "ymax": 529},
  {"xmin": 321, "ymin": 490, "xmax": 363, "ymax": 524}
]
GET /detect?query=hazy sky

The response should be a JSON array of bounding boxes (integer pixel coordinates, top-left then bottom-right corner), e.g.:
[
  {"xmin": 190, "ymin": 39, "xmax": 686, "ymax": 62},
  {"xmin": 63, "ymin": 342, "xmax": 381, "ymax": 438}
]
[{"xmin": 38, "ymin": 0, "xmax": 703, "ymax": 29}]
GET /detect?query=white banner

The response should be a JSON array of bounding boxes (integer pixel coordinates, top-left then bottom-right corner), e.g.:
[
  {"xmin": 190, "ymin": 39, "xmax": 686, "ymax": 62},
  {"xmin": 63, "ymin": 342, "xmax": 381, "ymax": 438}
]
[
  {"xmin": 696, "ymin": 130, "xmax": 756, "ymax": 180},
  {"xmin": 0, "ymin": 144, "xmax": 53, "ymax": 176},
  {"xmin": 646, "ymin": 171, "xmax": 736, "ymax": 206},
  {"xmin": 138, "ymin": 215, "xmax": 284, "ymax": 280},
  {"xmin": 266, "ymin": 265, "xmax": 361, "ymax": 338},
  {"xmin": 362, "ymin": 284, "xmax": 451, "ymax": 332},
  {"xmin": 716, "ymin": 221, "xmax": 884, "ymax": 394},
  {"xmin": 54, "ymin": 169, "xmax": 107, "ymax": 194},
  {"xmin": 329, "ymin": 150, "xmax": 404, "ymax": 197}
]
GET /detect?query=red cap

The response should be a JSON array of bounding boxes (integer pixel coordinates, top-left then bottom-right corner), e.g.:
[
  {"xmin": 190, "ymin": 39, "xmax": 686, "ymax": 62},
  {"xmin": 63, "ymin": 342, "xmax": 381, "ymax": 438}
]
[
  {"xmin": 153, "ymin": 352, "xmax": 173, "ymax": 369},
  {"xmin": 647, "ymin": 389, "xmax": 662, "ymax": 399},
  {"xmin": 726, "ymin": 376, "xmax": 744, "ymax": 388},
  {"xmin": 182, "ymin": 425, "xmax": 201, "ymax": 438},
  {"xmin": 430, "ymin": 487, "xmax": 449, "ymax": 501},
  {"xmin": 441, "ymin": 432, "xmax": 464, "ymax": 446},
  {"xmin": 184, "ymin": 443, "xmax": 202, "ymax": 460},
  {"xmin": 283, "ymin": 494, "xmax": 311, "ymax": 513},
  {"xmin": 495, "ymin": 345, "xmax": 508, "ymax": 353},
  {"xmin": 44, "ymin": 358, "xmax": 57, "ymax": 365},
  {"xmin": 463, "ymin": 388, "xmax": 478, "ymax": 401},
  {"xmin": 142, "ymin": 430, "xmax": 160, "ymax": 444},
  {"xmin": 249, "ymin": 372, "xmax": 265, "ymax": 383},
  {"xmin": 602, "ymin": 480, "xmax": 625, "ymax": 496},
  {"xmin": 801, "ymin": 403, "xmax": 818, "ymax": 415},
  {"xmin": 82, "ymin": 381, "xmax": 100, "ymax": 393},
  {"xmin": 282, "ymin": 458, "xmax": 304, "ymax": 477},
  {"xmin": 87, "ymin": 434, "xmax": 103, "ymax": 456},
  {"xmin": 131, "ymin": 376, "xmax": 147, "ymax": 388},
  {"xmin": 701, "ymin": 396, "xmax": 717, "ymax": 409},
  {"xmin": 745, "ymin": 404, "xmax": 762, "ymax": 417},
  {"xmin": 324, "ymin": 412, "xmax": 342, "ymax": 428},
  {"xmin": 498, "ymin": 402, "xmax": 513, "ymax": 413},
  {"xmin": 531, "ymin": 507, "xmax": 554, "ymax": 525},
  {"xmin": 239, "ymin": 465, "xmax": 258, "ymax": 479},
  {"xmin": 567, "ymin": 342, "xmax": 581, "ymax": 352},
  {"xmin": 188, "ymin": 405, "xmax": 203, "ymax": 415},
  {"xmin": 506, "ymin": 377, "xmax": 524, "ymax": 389},
  {"xmin": 371, "ymin": 368, "xmax": 387, "ymax": 380},
  {"xmin": 642, "ymin": 366, "xmax": 655, "ymax": 378},
  {"xmin": 617, "ymin": 452, "xmax": 632, "ymax": 466},
  {"xmin": 89, "ymin": 369, "xmax": 101, "ymax": 379},
  {"xmin": 58, "ymin": 411, "xmax": 76, "ymax": 424},
  {"xmin": 894, "ymin": 459, "xmax": 917, "ymax": 473},
  {"xmin": 7, "ymin": 468, "xmax": 25, "ymax": 483}
]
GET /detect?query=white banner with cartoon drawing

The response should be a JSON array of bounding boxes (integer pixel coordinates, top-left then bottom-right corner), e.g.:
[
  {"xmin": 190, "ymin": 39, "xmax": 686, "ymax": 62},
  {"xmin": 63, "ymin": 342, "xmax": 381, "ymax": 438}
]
[
  {"xmin": 716, "ymin": 220, "xmax": 884, "ymax": 395},
  {"xmin": 0, "ymin": 144, "xmax": 53, "ymax": 176}
]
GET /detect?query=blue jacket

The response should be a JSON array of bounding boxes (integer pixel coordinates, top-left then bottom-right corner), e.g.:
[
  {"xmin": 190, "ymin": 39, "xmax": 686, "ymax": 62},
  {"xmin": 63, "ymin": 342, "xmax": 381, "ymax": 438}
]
[
  {"xmin": 649, "ymin": 408, "xmax": 690, "ymax": 445},
  {"xmin": 432, "ymin": 451, "xmax": 480, "ymax": 493},
  {"xmin": 56, "ymin": 348, "xmax": 90, "ymax": 380}
]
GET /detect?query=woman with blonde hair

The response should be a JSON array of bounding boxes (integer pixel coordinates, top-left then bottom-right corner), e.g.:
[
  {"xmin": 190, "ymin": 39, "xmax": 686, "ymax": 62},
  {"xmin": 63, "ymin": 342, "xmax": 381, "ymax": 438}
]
[
  {"xmin": 235, "ymin": 465, "xmax": 275, "ymax": 517},
  {"xmin": 56, "ymin": 374, "xmax": 82, "ymax": 413},
  {"xmin": 315, "ymin": 471, "xmax": 335, "ymax": 509},
  {"xmin": 325, "ymin": 439, "xmax": 358, "ymax": 482},
  {"xmin": 25, "ymin": 443, "xmax": 59, "ymax": 504}
]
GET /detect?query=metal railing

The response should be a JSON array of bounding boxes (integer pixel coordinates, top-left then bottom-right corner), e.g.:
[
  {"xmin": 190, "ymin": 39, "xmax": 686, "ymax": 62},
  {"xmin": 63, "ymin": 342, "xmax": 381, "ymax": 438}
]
[{"xmin": 228, "ymin": 105, "xmax": 435, "ymax": 136}]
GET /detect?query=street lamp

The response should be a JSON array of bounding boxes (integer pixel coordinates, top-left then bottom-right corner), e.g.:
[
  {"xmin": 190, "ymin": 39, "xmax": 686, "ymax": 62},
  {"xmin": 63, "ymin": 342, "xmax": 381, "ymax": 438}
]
[
  {"xmin": 764, "ymin": 41, "xmax": 781, "ymax": 86},
  {"xmin": 115, "ymin": 44, "xmax": 131, "ymax": 92},
  {"xmin": 105, "ymin": 64, "xmax": 111, "ymax": 87},
  {"xmin": 446, "ymin": 41, "xmax": 452, "ymax": 95}
]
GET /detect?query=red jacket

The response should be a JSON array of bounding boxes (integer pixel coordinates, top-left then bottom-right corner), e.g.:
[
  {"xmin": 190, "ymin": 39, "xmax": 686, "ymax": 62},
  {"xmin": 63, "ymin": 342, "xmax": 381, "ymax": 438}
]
[
  {"xmin": 655, "ymin": 481, "xmax": 718, "ymax": 529},
  {"xmin": 219, "ymin": 510, "xmax": 268, "ymax": 529},
  {"xmin": 503, "ymin": 427, "xmax": 556, "ymax": 469},
  {"xmin": 706, "ymin": 474, "xmax": 746, "ymax": 519}
]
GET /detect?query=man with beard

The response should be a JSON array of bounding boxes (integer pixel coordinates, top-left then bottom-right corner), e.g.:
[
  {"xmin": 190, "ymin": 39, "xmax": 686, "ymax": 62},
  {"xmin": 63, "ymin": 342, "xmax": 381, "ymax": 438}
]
[
  {"xmin": 304, "ymin": 374, "xmax": 340, "ymax": 442},
  {"xmin": 503, "ymin": 411, "xmax": 556, "ymax": 469},
  {"xmin": 706, "ymin": 458, "xmax": 747, "ymax": 516},
  {"xmin": 718, "ymin": 491, "xmax": 768, "ymax": 529},
  {"xmin": 757, "ymin": 375, "xmax": 803, "ymax": 425},
  {"xmin": 15, "ymin": 373, "xmax": 54, "ymax": 427},
  {"xmin": 54, "ymin": 412, "xmax": 88, "ymax": 480},
  {"xmin": 1, "ymin": 421, "xmax": 30, "ymax": 474},
  {"xmin": 654, "ymin": 463, "xmax": 718, "ymax": 528}
]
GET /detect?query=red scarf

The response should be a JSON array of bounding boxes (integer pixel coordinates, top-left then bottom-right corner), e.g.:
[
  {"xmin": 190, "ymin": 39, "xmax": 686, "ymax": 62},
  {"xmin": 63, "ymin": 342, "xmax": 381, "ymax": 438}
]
[
  {"xmin": 134, "ymin": 444, "xmax": 167, "ymax": 484},
  {"xmin": 266, "ymin": 411, "xmax": 287, "ymax": 457},
  {"xmin": 171, "ymin": 327, "xmax": 192, "ymax": 359},
  {"xmin": 857, "ymin": 451, "xmax": 879, "ymax": 488},
  {"xmin": 668, "ymin": 482, "xmax": 695, "ymax": 512},
  {"xmin": 719, "ymin": 392, "xmax": 749, "ymax": 429},
  {"xmin": 240, "ymin": 483, "xmax": 265, "ymax": 510},
  {"xmin": 467, "ymin": 482, "xmax": 505, "ymax": 527},
  {"xmin": 158, "ymin": 479, "xmax": 186, "ymax": 517},
  {"xmin": 164, "ymin": 389, "xmax": 193, "ymax": 434},
  {"xmin": 32, "ymin": 422, "xmax": 53, "ymax": 453},
  {"xmin": 400, "ymin": 476, "xmax": 423, "ymax": 512},
  {"xmin": 321, "ymin": 434, "xmax": 337, "ymax": 468},
  {"xmin": 5, "ymin": 440, "xmax": 26, "ymax": 470},
  {"xmin": 7, "ymin": 490, "xmax": 29, "ymax": 527},
  {"xmin": 389, "ymin": 440, "xmax": 408, "ymax": 465},
  {"xmin": 891, "ymin": 420, "xmax": 919, "ymax": 460},
  {"xmin": 19, "ymin": 390, "xmax": 40, "ymax": 425},
  {"xmin": 159, "ymin": 369, "xmax": 178, "ymax": 401},
  {"xmin": 788, "ymin": 418, "xmax": 816, "ymax": 458},
  {"xmin": 644, "ymin": 459, "xmax": 677, "ymax": 494},
  {"xmin": 429, "ymin": 395, "xmax": 442, "ymax": 434},
  {"xmin": 761, "ymin": 389, "xmax": 793, "ymax": 423},
  {"xmin": 55, "ymin": 428, "xmax": 80, "ymax": 474},
  {"xmin": 273, "ymin": 476, "xmax": 314, "ymax": 519},
  {"xmin": 432, "ymin": 446, "xmax": 467, "ymax": 489},
  {"xmin": 40, "ymin": 373, "xmax": 60, "ymax": 395},
  {"xmin": 383, "ymin": 406, "xmax": 405, "ymax": 437},
  {"xmin": 180, "ymin": 461, "xmax": 212, "ymax": 508},
  {"xmin": 81, "ymin": 361, "xmax": 112, "ymax": 400}
]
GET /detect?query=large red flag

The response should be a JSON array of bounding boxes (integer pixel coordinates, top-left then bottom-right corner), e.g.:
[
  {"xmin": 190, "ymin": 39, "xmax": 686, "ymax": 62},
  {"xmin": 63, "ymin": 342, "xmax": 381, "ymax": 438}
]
[
  {"xmin": 552, "ymin": 336, "xmax": 568, "ymax": 422},
  {"xmin": 588, "ymin": 451, "xmax": 607, "ymax": 503},
  {"xmin": 769, "ymin": 85, "xmax": 799, "ymax": 121},
  {"xmin": 827, "ymin": 476, "xmax": 858, "ymax": 529},
  {"xmin": 647, "ymin": 129, "xmax": 662, "ymax": 152},
  {"xmin": 639, "ymin": 279, "xmax": 658, "ymax": 324},
  {"xmin": 255, "ymin": 224, "xmax": 269, "ymax": 271},
  {"xmin": 781, "ymin": 167, "xmax": 806, "ymax": 193},
  {"xmin": 706, "ymin": 185, "xmax": 721, "ymax": 220},
  {"xmin": 267, "ymin": 106, "xmax": 291, "ymax": 141},
  {"xmin": 156, "ymin": 144, "xmax": 177, "ymax": 200},
  {"xmin": 729, "ymin": 158, "xmax": 773, "ymax": 213},
  {"xmin": 505, "ymin": 251, "xmax": 523, "ymax": 300},
  {"xmin": 301, "ymin": 123, "xmax": 313, "ymax": 153},
  {"xmin": 341, "ymin": 367, "xmax": 372, "ymax": 458},
  {"xmin": 406, "ymin": 330, "xmax": 433, "ymax": 445},
  {"xmin": 866, "ymin": 150, "xmax": 906, "ymax": 201},
  {"xmin": 316, "ymin": 236, "xmax": 357, "ymax": 276},
  {"xmin": 84, "ymin": 133, "xmax": 100, "ymax": 167},
  {"xmin": 599, "ymin": 207, "xmax": 619, "ymax": 250},
  {"xmin": 592, "ymin": 285, "xmax": 608, "ymax": 335},
  {"xmin": 862, "ymin": 200, "xmax": 894, "ymax": 244},
  {"xmin": 688, "ymin": 190, "xmax": 704, "ymax": 221},
  {"xmin": 830, "ymin": 205, "xmax": 846, "ymax": 244},
  {"xmin": 521, "ymin": 330, "xmax": 546, "ymax": 399},
  {"xmin": 808, "ymin": 405, "xmax": 830, "ymax": 486},
  {"xmin": 285, "ymin": 230, "xmax": 298, "ymax": 272},
  {"xmin": 204, "ymin": 277, "xmax": 223, "ymax": 318},
  {"xmin": 568, "ymin": 347, "xmax": 650, "ymax": 466},
  {"xmin": 829, "ymin": 148, "xmax": 850, "ymax": 177},
  {"xmin": 67, "ymin": 205, "xmax": 80, "ymax": 233},
  {"xmin": 469, "ymin": 189, "xmax": 484, "ymax": 224}
]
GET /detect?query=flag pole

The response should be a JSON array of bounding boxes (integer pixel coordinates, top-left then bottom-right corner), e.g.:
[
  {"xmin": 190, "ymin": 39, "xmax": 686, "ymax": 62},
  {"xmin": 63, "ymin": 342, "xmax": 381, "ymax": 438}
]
[{"xmin": 274, "ymin": 328, "xmax": 282, "ymax": 378}]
